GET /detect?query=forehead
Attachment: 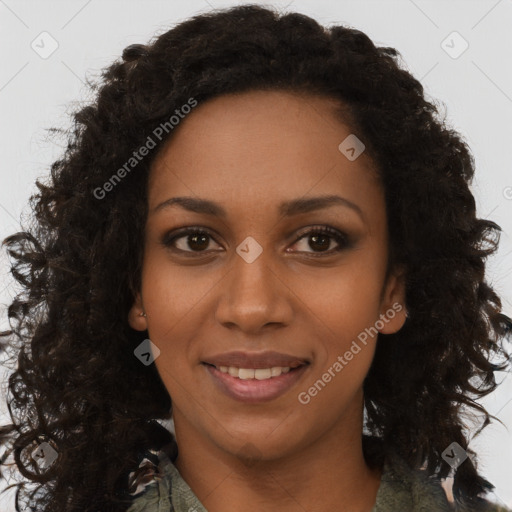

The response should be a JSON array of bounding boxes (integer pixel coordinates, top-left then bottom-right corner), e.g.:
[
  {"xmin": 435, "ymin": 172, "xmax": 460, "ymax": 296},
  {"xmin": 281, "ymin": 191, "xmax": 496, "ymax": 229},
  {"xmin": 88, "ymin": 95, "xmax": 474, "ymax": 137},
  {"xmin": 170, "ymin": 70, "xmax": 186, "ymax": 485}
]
[{"xmin": 148, "ymin": 90, "xmax": 381, "ymax": 214}]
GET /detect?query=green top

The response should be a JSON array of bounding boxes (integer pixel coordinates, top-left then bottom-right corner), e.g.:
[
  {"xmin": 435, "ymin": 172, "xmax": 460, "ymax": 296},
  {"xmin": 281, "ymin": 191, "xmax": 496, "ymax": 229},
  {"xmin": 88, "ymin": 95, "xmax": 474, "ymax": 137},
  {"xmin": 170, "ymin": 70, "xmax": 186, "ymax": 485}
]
[{"xmin": 126, "ymin": 448, "xmax": 510, "ymax": 512}]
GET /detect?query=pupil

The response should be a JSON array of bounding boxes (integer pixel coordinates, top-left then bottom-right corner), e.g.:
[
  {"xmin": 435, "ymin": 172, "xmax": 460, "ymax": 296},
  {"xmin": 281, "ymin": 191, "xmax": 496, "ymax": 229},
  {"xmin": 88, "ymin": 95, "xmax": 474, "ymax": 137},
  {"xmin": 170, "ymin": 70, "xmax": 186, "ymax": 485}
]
[
  {"xmin": 310, "ymin": 234, "xmax": 329, "ymax": 251},
  {"xmin": 189, "ymin": 234, "xmax": 209, "ymax": 250}
]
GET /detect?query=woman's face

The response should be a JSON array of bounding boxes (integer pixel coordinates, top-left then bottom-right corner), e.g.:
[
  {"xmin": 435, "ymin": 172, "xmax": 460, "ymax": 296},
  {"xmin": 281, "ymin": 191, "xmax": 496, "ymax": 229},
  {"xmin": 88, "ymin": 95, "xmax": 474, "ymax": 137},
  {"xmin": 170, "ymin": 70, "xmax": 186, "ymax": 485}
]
[{"xmin": 129, "ymin": 90, "xmax": 406, "ymax": 461}]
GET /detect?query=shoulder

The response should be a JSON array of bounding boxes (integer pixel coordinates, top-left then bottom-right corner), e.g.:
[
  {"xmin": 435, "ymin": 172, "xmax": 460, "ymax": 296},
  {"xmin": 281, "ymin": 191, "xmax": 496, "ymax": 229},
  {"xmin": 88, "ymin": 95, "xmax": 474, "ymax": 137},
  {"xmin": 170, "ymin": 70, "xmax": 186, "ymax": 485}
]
[
  {"xmin": 374, "ymin": 451, "xmax": 453, "ymax": 511},
  {"xmin": 374, "ymin": 451, "xmax": 511, "ymax": 512},
  {"xmin": 126, "ymin": 447, "xmax": 207, "ymax": 512},
  {"xmin": 126, "ymin": 449, "xmax": 173, "ymax": 512}
]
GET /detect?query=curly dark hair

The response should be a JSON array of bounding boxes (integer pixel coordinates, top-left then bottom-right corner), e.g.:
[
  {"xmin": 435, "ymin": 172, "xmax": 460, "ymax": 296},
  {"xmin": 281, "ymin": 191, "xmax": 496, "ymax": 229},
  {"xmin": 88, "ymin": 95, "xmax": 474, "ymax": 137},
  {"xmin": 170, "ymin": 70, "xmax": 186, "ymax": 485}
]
[{"xmin": 1, "ymin": 4, "xmax": 511, "ymax": 511}]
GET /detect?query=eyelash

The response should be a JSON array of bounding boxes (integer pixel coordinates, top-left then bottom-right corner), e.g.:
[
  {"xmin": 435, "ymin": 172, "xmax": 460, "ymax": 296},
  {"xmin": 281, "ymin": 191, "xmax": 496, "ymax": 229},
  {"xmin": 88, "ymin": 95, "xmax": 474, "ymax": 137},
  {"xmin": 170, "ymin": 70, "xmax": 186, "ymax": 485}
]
[{"xmin": 160, "ymin": 225, "xmax": 351, "ymax": 258}]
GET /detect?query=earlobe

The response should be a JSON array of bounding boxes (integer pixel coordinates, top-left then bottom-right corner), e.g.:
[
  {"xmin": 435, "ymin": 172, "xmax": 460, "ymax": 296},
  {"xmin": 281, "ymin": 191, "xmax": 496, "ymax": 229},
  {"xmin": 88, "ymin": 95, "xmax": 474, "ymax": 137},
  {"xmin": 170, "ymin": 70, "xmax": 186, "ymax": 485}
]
[
  {"xmin": 378, "ymin": 269, "xmax": 407, "ymax": 334},
  {"xmin": 128, "ymin": 293, "xmax": 148, "ymax": 331}
]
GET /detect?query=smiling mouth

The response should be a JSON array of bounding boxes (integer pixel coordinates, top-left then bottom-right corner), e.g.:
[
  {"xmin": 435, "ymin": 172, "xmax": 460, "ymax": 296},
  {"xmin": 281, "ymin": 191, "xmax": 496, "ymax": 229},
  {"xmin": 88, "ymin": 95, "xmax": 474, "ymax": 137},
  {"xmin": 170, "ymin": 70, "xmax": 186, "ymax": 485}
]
[
  {"xmin": 201, "ymin": 362, "xmax": 310, "ymax": 403},
  {"xmin": 202, "ymin": 362, "xmax": 307, "ymax": 380}
]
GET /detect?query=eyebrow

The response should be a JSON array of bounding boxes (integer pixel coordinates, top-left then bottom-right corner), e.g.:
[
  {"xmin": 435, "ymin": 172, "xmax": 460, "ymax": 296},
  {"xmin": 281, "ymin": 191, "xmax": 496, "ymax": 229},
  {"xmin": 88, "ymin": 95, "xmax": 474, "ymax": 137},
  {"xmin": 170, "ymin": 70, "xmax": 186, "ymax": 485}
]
[{"xmin": 152, "ymin": 195, "xmax": 364, "ymax": 220}]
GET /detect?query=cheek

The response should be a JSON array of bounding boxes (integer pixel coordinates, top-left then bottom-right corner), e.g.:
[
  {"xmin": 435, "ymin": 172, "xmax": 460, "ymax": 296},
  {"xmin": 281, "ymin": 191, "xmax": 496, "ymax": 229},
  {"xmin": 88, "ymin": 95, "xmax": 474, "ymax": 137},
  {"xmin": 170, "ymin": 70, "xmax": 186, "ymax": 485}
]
[
  {"xmin": 140, "ymin": 265, "xmax": 195, "ymax": 385},
  {"xmin": 305, "ymin": 264, "xmax": 385, "ymax": 333},
  {"xmin": 298, "ymin": 266, "xmax": 384, "ymax": 390},
  {"xmin": 141, "ymin": 252, "xmax": 214, "ymax": 336},
  {"xmin": 294, "ymin": 349, "xmax": 375, "ymax": 446},
  {"xmin": 297, "ymin": 330, "xmax": 377, "ymax": 423}
]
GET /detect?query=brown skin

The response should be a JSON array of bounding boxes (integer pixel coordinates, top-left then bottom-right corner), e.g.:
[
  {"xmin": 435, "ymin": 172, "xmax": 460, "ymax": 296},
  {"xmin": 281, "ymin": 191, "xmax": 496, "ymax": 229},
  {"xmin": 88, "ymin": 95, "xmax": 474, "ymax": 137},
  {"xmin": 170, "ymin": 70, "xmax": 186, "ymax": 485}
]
[{"xmin": 129, "ymin": 90, "xmax": 407, "ymax": 512}]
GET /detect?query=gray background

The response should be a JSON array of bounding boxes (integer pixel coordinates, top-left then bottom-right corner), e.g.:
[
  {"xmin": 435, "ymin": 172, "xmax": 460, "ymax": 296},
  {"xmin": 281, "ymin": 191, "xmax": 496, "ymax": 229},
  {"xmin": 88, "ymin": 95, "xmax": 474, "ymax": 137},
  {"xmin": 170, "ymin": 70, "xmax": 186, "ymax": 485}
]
[{"xmin": 1, "ymin": 0, "xmax": 511, "ymax": 509}]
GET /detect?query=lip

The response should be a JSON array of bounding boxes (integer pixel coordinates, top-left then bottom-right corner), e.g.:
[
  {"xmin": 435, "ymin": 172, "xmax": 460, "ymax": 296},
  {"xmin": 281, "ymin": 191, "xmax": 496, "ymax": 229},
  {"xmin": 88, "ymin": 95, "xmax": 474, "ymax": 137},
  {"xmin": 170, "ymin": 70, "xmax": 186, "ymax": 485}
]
[
  {"xmin": 203, "ymin": 363, "xmax": 310, "ymax": 403},
  {"xmin": 202, "ymin": 350, "xmax": 309, "ymax": 369}
]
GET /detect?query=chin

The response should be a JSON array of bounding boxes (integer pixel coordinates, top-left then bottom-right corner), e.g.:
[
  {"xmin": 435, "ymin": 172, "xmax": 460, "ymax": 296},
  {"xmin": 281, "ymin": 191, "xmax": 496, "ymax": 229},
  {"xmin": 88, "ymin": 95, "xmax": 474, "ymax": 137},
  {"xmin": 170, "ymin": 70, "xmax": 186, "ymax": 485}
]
[{"xmin": 214, "ymin": 428, "xmax": 304, "ymax": 464}]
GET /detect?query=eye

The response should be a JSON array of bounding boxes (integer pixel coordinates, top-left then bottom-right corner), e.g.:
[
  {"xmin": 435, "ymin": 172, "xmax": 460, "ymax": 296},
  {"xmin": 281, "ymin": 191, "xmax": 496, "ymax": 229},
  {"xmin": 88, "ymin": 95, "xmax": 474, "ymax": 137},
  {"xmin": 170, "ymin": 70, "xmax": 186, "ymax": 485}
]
[
  {"xmin": 161, "ymin": 225, "xmax": 351, "ymax": 257},
  {"xmin": 161, "ymin": 228, "xmax": 221, "ymax": 254},
  {"xmin": 290, "ymin": 225, "xmax": 351, "ymax": 256}
]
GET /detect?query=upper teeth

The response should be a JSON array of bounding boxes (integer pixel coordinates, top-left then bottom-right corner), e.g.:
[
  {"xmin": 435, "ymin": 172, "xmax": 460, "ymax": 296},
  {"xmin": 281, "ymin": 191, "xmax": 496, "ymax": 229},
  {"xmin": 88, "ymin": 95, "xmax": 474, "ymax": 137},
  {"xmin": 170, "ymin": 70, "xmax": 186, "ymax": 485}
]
[{"xmin": 218, "ymin": 366, "xmax": 291, "ymax": 380}]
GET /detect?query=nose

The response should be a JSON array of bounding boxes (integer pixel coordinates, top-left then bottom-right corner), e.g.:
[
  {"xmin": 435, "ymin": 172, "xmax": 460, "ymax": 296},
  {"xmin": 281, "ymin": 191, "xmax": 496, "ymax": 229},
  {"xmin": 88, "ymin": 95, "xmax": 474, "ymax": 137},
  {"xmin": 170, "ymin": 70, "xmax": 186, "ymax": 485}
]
[{"xmin": 214, "ymin": 246, "xmax": 294, "ymax": 334}]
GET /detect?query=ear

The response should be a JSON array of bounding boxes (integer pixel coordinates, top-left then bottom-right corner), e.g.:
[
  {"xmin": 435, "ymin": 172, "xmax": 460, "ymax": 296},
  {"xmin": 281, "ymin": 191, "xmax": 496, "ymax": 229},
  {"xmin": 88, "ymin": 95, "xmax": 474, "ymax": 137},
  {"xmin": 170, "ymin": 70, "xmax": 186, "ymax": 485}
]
[
  {"xmin": 377, "ymin": 267, "xmax": 407, "ymax": 334},
  {"xmin": 128, "ymin": 292, "xmax": 148, "ymax": 331}
]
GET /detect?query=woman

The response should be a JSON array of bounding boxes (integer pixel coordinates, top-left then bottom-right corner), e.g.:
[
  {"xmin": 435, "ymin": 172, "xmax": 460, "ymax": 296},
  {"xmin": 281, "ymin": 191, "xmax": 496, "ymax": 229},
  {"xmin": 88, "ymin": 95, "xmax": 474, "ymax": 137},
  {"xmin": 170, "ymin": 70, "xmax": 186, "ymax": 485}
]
[{"xmin": 1, "ymin": 4, "xmax": 510, "ymax": 511}]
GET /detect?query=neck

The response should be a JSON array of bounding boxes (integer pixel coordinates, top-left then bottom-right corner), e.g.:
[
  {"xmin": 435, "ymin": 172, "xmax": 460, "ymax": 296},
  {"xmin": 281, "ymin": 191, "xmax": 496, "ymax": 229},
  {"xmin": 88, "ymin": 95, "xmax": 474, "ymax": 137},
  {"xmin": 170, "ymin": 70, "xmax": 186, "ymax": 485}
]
[{"xmin": 173, "ymin": 398, "xmax": 382, "ymax": 512}]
